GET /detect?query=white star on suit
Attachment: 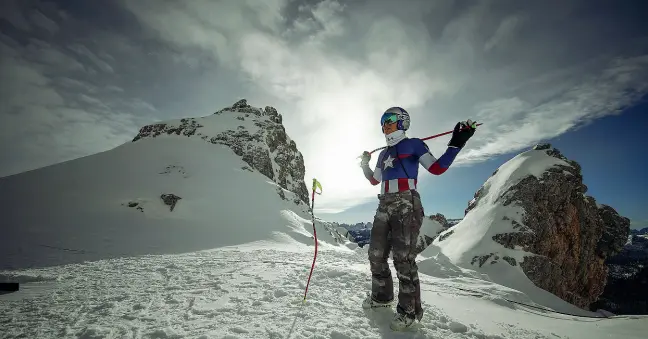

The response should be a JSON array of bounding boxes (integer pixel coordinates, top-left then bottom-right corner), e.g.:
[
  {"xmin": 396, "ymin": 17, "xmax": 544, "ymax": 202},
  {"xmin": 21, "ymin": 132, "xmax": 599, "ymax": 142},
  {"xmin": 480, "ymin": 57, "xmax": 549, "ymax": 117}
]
[{"xmin": 383, "ymin": 154, "xmax": 395, "ymax": 169}]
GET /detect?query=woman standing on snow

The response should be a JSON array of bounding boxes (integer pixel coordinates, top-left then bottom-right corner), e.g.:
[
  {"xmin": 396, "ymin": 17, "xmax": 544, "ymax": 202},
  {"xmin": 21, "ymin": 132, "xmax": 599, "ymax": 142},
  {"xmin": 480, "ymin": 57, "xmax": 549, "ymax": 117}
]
[{"xmin": 359, "ymin": 106, "xmax": 477, "ymax": 331}]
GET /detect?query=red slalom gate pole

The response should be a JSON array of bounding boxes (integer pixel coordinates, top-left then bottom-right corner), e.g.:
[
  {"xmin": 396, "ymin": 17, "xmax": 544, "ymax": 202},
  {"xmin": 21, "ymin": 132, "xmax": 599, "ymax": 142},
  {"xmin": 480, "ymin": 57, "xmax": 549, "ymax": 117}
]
[
  {"xmin": 303, "ymin": 178, "xmax": 322, "ymax": 303},
  {"xmin": 366, "ymin": 123, "xmax": 483, "ymax": 155}
]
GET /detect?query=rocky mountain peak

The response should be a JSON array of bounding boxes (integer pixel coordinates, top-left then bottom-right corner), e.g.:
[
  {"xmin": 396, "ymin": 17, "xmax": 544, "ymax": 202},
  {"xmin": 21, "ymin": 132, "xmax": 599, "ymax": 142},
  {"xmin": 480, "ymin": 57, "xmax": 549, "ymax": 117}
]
[
  {"xmin": 459, "ymin": 143, "xmax": 630, "ymax": 309},
  {"xmin": 132, "ymin": 99, "xmax": 309, "ymax": 206}
]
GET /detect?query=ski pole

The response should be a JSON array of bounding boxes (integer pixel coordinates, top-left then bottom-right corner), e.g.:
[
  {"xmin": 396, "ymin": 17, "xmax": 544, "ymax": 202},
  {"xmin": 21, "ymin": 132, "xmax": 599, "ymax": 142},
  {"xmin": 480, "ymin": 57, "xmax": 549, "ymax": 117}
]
[
  {"xmin": 363, "ymin": 122, "xmax": 483, "ymax": 155},
  {"xmin": 303, "ymin": 178, "xmax": 323, "ymax": 303}
]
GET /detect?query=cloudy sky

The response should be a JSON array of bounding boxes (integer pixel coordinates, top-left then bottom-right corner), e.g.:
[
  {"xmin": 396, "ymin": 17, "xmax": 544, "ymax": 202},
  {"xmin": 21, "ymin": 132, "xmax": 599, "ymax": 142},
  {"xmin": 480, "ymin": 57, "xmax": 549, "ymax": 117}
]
[{"xmin": 1, "ymin": 0, "xmax": 647, "ymax": 228}]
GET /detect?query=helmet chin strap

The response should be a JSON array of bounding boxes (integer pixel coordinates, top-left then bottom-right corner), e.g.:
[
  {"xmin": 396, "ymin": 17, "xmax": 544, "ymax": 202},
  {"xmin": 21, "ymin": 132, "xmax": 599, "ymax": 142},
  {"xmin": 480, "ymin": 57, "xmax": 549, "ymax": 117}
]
[{"xmin": 385, "ymin": 130, "xmax": 407, "ymax": 146}]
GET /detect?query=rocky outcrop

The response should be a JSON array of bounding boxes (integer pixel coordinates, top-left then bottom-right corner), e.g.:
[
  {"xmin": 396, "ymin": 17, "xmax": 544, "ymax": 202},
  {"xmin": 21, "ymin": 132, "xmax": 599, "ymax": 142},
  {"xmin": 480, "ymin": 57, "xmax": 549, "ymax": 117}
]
[
  {"xmin": 213, "ymin": 100, "xmax": 307, "ymax": 206},
  {"xmin": 132, "ymin": 118, "xmax": 203, "ymax": 142},
  {"xmin": 416, "ymin": 213, "xmax": 454, "ymax": 254},
  {"xmin": 124, "ymin": 201, "xmax": 144, "ymax": 213},
  {"xmin": 591, "ymin": 235, "xmax": 648, "ymax": 314},
  {"xmin": 597, "ymin": 205, "xmax": 632, "ymax": 256},
  {"xmin": 428, "ymin": 213, "xmax": 450, "ymax": 228},
  {"xmin": 466, "ymin": 143, "xmax": 630, "ymax": 309},
  {"xmin": 131, "ymin": 99, "xmax": 309, "ymax": 206},
  {"xmin": 160, "ymin": 194, "xmax": 182, "ymax": 211}
]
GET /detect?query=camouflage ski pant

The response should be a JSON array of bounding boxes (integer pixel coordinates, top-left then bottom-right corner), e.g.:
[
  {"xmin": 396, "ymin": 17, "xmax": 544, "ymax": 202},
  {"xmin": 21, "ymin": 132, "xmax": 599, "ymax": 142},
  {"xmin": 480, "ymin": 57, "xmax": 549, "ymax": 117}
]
[{"xmin": 369, "ymin": 189, "xmax": 424, "ymax": 320}]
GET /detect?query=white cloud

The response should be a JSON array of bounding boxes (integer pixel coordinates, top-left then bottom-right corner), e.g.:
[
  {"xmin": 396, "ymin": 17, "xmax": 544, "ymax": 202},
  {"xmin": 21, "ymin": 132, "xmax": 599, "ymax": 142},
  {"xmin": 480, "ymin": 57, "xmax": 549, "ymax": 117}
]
[
  {"xmin": 57, "ymin": 77, "xmax": 95, "ymax": 91},
  {"xmin": 68, "ymin": 44, "xmax": 114, "ymax": 73},
  {"xmin": 30, "ymin": 10, "xmax": 59, "ymax": 34},
  {"xmin": 293, "ymin": 0, "xmax": 346, "ymax": 39},
  {"xmin": 78, "ymin": 94, "xmax": 110, "ymax": 110},
  {"xmin": 484, "ymin": 15, "xmax": 522, "ymax": 52},
  {"xmin": 106, "ymin": 85, "xmax": 125, "ymax": 93},
  {"xmin": 125, "ymin": 98, "xmax": 157, "ymax": 113},
  {"xmin": 0, "ymin": 55, "xmax": 65, "ymax": 113},
  {"xmin": 119, "ymin": 0, "xmax": 648, "ymax": 213},
  {"xmin": 26, "ymin": 39, "xmax": 87, "ymax": 73},
  {"xmin": 0, "ymin": 23, "xmax": 156, "ymax": 178},
  {"xmin": 120, "ymin": 0, "xmax": 287, "ymax": 67},
  {"xmin": 458, "ymin": 55, "xmax": 648, "ymax": 164}
]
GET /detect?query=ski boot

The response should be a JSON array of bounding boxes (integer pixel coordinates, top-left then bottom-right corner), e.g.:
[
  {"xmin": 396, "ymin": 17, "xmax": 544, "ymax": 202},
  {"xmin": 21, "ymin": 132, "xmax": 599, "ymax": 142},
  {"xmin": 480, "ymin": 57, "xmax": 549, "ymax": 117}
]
[
  {"xmin": 362, "ymin": 293, "xmax": 394, "ymax": 309},
  {"xmin": 390, "ymin": 312, "xmax": 418, "ymax": 331}
]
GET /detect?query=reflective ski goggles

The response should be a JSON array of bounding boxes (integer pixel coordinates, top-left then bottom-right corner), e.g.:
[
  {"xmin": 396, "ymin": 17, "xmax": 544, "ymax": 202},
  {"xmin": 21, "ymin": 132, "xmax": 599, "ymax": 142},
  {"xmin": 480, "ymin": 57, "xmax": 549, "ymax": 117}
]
[{"xmin": 380, "ymin": 113, "xmax": 399, "ymax": 126}]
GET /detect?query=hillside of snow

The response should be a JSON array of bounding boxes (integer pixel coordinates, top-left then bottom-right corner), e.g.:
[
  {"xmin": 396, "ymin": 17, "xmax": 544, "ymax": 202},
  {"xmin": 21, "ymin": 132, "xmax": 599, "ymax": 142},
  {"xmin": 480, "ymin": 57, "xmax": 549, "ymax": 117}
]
[
  {"xmin": 425, "ymin": 147, "xmax": 614, "ymax": 316},
  {"xmin": 0, "ymin": 101, "xmax": 346, "ymax": 270},
  {"xmin": 3, "ymin": 234, "xmax": 647, "ymax": 338}
]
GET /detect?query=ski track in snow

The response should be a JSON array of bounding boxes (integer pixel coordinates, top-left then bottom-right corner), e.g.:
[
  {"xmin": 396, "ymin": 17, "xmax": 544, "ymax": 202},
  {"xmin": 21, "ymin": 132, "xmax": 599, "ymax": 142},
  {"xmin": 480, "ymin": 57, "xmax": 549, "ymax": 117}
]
[{"xmin": 0, "ymin": 246, "xmax": 538, "ymax": 339}]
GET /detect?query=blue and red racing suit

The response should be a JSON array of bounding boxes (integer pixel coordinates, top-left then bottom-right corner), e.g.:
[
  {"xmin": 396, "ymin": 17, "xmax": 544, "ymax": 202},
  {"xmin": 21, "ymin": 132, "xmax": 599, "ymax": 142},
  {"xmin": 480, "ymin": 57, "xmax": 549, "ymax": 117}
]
[{"xmin": 362, "ymin": 138, "xmax": 460, "ymax": 194}]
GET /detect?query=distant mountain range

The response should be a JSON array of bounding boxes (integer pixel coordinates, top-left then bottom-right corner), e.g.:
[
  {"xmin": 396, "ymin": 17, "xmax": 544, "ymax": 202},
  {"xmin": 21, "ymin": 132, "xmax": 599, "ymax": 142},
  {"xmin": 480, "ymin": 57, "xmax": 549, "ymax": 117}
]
[
  {"xmin": 630, "ymin": 227, "xmax": 648, "ymax": 236},
  {"xmin": 592, "ymin": 233, "xmax": 648, "ymax": 314},
  {"xmin": 331, "ymin": 222, "xmax": 372, "ymax": 247},
  {"xmin": 447, "ymin": 219, "xmax": 462, "ymax": 226},
  {"xmin": 334, "ymin": 218, "xmax": 464, "ymax": 248}
]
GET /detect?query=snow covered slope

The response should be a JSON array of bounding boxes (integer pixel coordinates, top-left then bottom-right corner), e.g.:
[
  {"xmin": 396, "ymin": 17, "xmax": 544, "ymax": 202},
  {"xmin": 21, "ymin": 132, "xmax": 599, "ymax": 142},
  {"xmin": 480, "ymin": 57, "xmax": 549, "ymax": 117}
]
[
  {"xmin": 431, "ymin": 148, "xmax": 568, "ymax": 263},
  {"xmin": 0, "ymin": 102, "xmax": 345, "ymax": 270},
  {"xmin": 423, "ymin": 147, "xmax": 602, "ymax": 316},
  {"xmin": 3, "ymin": 241, "xmax": 647, "ymax": 338}
]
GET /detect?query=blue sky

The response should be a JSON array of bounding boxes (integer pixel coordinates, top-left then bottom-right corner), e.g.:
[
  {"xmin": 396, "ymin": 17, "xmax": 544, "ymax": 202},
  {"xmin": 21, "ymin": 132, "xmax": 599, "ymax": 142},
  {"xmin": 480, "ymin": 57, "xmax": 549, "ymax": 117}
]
[
  {"xmin": 321, "ymin": 95, "xmax": 648, "ymax": 229},
  {"xmin": 0, "ymin": 0, "xmax": 647, "ymax": 229}
]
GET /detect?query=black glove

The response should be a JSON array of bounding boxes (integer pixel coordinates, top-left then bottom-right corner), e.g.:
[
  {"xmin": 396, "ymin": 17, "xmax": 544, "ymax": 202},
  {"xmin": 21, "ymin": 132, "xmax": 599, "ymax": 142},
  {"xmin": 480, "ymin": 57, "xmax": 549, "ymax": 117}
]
[
  {"xmin": 359, "ymin": 151, "xmax": 371, "ymax": 167},
  {"xmin": 448, "ymin": 120, "xmax": 477, "ymax": 148}
]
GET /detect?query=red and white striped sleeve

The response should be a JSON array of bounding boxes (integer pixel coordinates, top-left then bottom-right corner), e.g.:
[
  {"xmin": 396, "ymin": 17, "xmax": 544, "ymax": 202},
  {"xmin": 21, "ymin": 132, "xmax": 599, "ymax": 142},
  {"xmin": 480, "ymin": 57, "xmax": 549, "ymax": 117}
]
[{"xmin": 414, "ymin": 139, "xmax": 461, "ymax": 175}]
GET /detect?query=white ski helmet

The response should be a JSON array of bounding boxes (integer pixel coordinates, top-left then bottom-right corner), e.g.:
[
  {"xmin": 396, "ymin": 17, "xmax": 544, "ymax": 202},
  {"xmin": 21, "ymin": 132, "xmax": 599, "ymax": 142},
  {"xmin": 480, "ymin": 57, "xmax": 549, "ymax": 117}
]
[{"xmin": 381, "ymin": 107, "xmax": 410, "ymax": 131}]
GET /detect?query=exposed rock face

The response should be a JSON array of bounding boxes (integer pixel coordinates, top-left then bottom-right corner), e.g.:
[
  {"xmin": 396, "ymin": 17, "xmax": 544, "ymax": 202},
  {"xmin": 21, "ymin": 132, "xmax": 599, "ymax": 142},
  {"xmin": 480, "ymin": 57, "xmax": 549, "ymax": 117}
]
[
  {"xmin": 415, "ymin": 213, "xmax": 453, "ymax": 254},
  {"xmin": 124, "ymin": 201, "xmax": 144, "ymax": 213},
  {"xmin": 132, "ymin": 119, "xmax": 203, "ymax": 142},
  {"xmin": 437, "ymin": 230, "xmax": 454, "ymax": 242},
  {"xmin": 131, "ymin": 99, "xmax": 309, "ymax": 206},
  {"xmin": 428, "ymin": 213, "xmax": 449, "ymax": 228},
  {"xmin": 466, "ymin": 144, "xmax": 630, "ymax": 309},
  {"xmin": 160, "ymin": 194, "xmax": 182, "ymax": 211},
  {"xmin": 597, "ymin": 205, "xmax": 633, "ymax": 255},
  {"xmin": 591, "ymin": 235, "xmax": 648, "ymax": 314}
]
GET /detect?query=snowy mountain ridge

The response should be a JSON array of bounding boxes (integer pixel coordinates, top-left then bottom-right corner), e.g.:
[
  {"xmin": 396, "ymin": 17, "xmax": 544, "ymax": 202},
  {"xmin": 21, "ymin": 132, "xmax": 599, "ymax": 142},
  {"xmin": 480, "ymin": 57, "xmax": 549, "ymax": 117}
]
[
  {"xmin": 0, "ymin": 100, "xmax": 347, "ymax": 271},
  {"xmin": 132, "ymin": 99, "xmax": 310, "ymax": 206},
  {"xmin": 631, "ymin": 227, "xmax": 648, "ymax": 235},
  {"xmin": 429, "ymin": 143, "xmax": 630, "ymax": 312},
  {"xmin": 336, "ymin": 222, "xmax": 373, "ymax": 232},
  {"xmin": 332, "ymin": 217, "xmax": 448, "ymax": 250},
  {"xmin": 433, "ymin": 145, "xmax": 573, "ymax": 265}
]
